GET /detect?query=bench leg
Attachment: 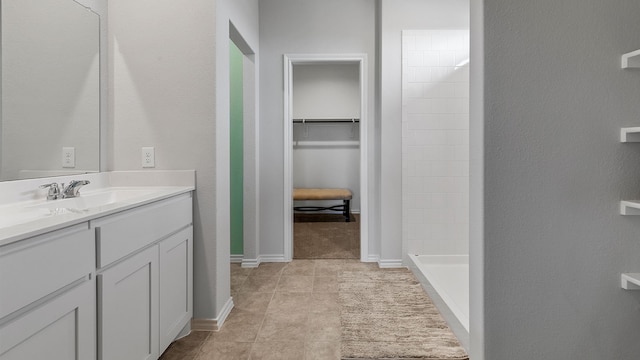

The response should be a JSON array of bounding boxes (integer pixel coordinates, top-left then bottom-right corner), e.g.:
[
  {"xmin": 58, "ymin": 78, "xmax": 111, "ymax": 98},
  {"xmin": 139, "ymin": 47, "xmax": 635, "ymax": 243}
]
[{"xmin": 343, "ymin": 199, "xmax": 351, "ymax": 222}]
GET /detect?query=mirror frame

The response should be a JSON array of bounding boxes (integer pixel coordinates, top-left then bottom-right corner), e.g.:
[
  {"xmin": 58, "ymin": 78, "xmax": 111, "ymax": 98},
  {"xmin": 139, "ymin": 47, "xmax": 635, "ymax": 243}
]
[{"xmin": 75, "ymin": 0, "xmax": 108, "ymax": 174}]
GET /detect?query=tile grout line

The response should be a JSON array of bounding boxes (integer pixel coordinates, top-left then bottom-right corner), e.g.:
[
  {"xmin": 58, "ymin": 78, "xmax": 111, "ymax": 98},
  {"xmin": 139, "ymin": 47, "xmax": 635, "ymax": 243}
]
[
  {"xmin": 247, "ymin": 266, "xmax": 285, "ymax": 360},
  {"xmin": 302, "ymin": 262, "xmax": 316, "ymax": 359},
  {"xmin": 190, "ymin": 331, "xmax": 213, "ymax": 360}
]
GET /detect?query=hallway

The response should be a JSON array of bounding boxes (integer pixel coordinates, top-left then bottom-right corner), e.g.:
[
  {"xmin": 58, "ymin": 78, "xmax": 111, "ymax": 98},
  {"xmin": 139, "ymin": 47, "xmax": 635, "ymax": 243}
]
[
  {"xmin": 159, "ymin": 260, "xmax": 465, "ymax": 359},
  {"xmin": 160, "ymin": 260, "xmax": 363, "ymax": 359}
]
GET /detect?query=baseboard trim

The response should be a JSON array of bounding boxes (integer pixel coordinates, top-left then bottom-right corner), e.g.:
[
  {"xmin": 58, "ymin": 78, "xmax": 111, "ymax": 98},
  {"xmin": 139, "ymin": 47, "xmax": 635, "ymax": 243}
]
[
  {"xmin": 230, "ymin": 254, "xmax": 243, "ymax": 263},
  {"xmin": 378, "ymin": 258, "xmax": 404, "ymax": 268},
  {"xmin": 241, "ymin": 258, "xmax": 260, "ymax": 268},
  {"xmin": 365, "ymin": 254, "xmax": 380, "ymax": 263},
  {"xmin": 191, "ymin": 297, "xmax": 234, "ymax": 331},
  {"xmin": 191, "ymin": 318, "xmax": 216, "ymax": 332},
  {"xmin": 258, "ymin": 254, "xmax": 288, "ymax": 263}
]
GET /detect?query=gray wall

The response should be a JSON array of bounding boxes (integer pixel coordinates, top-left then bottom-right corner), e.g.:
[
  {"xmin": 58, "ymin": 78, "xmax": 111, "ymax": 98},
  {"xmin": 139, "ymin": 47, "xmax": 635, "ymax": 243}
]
[
  {"xmin": 258, "ymin": 0, "xmax": 376, "ymax": 257},
  {"xmin": 479, "ymin": 0, "xmax": 640, "ymax": 358},
  {"xmin": 108, "ymin": 0, "xmax": 259, "ymax": 322}
]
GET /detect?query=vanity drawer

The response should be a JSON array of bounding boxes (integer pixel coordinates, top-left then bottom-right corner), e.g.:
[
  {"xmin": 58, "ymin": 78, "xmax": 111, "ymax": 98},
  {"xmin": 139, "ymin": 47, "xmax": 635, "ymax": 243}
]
[
  {"xmin": 93, "ymin": 194, "xmax": 192, "ymax": 268},
  {"xmin": 0, "ymin": 223, "xmax": 94, "ymax": 319}
]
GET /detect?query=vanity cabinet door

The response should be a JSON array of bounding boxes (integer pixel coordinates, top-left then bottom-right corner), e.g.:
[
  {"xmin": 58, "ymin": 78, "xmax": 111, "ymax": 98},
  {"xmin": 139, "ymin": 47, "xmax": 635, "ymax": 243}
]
[
  {"xmin": 0, "ymin": 277, "xmax": 96, "ymax": 360},
  {"xmin": 98, "ymin": 246, "xmax": 159, "ymax": 360},
  {"xmin": 159, "ymin": 226, "xmax": 193, "ymax": 354}
]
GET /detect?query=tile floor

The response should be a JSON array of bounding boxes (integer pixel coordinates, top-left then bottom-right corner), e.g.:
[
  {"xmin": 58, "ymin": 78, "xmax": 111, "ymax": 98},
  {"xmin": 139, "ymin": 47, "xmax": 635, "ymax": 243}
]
[{"xmin": 160, "ymin": 259, "xmax": 383, "ymax": 360}]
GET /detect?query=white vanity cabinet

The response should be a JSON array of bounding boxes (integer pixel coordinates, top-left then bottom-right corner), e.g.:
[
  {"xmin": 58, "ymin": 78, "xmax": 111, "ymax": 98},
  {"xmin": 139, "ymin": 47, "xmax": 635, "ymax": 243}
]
[
  {"xmin": 0, "ymin": 224, "xmax": 96, "ymax": 360},
  {"xmin": 93, "ymin": 193, "xmax": 193, "ymax": 360},
  {"xmin": 158, "ymin": 227, "xmax": 193, "ymax": 352}
]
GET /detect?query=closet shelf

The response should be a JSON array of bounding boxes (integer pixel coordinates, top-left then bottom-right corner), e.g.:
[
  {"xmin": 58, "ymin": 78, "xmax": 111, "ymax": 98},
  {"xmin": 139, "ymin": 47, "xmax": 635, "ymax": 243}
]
[
  {"xmin": 293, "ymin": 118, "xmax": 359, "ymax": 124},
  {"xmin": 294, "ymin": 140, "xmax": 359, "ymax": 147},
  {"xmin": 620, "ymin": 127, "xmax": 640, "ymax": 142},
  {"xmin": 620, "ymin": 201, "xmax": 640, "ymax": 215},
  {"xmin": 621, "ymin": 273, "xmax": 640, "ymax": 290},
  {"xmin": 621, "ymin": 49, "xmax": 640, "ymax": 69}
]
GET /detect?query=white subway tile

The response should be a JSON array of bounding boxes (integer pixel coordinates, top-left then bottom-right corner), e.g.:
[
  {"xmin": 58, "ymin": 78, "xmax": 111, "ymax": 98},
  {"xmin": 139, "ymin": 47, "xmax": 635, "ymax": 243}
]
[
  {"xmin": 404, "ymin": 83, "xmax": 423, "ymax": 98},
  {"xmin": 431, "ymin": 98, "xmax": 460, "ymax": 114},
  {"xmin": 406, "ymin": 176, "xmax": 424, "ymax": 194},
  {"xmin": 439, "ymin": 51, "xmax": 457, "ymax": 66},
  {"xmin": 407, "ymin": 51, "xmax": 424, "ymax": 67},
  {"xmin": 424, "ymin": 82, "xmax": 457, "ymax": 98},
  {"xmin": 423, "ymin": 51, "xmax": 440, "ymax": 66},
  {"xmin": 407, "ymin": 208, "xmax": 425, "ymax": 224},
  {"xmin": 415, "ymin": 35, "xmax": 432, "ymax": 51},
  {"xmin": 444, "ymin": 130, "xmax": 466, "ymax": 145},
  {"xmin": 431, "ymin": 161, "xmax": 468, "ymax": 177},
  {"xmin": 431, "ymin": 34, "xmax": 449, "ymax": 50},
  {"xmin": 403, "ymin": 35, "xmax": 416, "ymax": 51},
  {"xmin": 425, "ymin": 208, "xmax": 455, "ymax": 224},
  {"xmin": 406, "ymin": 146, "xmax": 424, "ymax": 161},
  {"xmin": 405, "ymin": 98, "xmax": 430, "ymax": 114},
  {"xmin": 414, "ymin": 67, "xmax": 431, "ymax": 82},
  {"xmin": 454, "ymin": 46, "xmax": 470, "ymax": 60},
  {"xmin": 414, "ymin": 161, "xmax": 432, "ymax": 177},
  {"xmin": 454, "ymin": 82, "xmax": 470, "ymax": 98},
  {"xmin": 402, "ymin": 29, "xmax": 470, "ymax": 256}
]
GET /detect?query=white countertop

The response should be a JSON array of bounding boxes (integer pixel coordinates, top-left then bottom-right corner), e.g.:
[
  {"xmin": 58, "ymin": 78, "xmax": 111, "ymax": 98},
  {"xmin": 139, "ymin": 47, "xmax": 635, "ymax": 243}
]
[
  {"xmin": 0, "ymin": 186, "xmax": 194, "ymax": 247},
  {"xmin": 0, "ymin": 171, "xmax": 195, "ymax": 247}
]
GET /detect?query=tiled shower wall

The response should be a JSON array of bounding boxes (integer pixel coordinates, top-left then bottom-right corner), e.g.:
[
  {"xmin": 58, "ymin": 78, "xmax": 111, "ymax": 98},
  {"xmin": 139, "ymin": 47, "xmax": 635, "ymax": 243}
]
[{"xmin": 402, "ymin": 30, "xmax": 470, "ymax": 256}]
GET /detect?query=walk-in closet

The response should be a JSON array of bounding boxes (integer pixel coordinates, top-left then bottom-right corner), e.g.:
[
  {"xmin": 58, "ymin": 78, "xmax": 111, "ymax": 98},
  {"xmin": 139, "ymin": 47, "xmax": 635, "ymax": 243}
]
[{"xmin": 291, "ymin": 63, "xmax": 361, "ymax": 259}]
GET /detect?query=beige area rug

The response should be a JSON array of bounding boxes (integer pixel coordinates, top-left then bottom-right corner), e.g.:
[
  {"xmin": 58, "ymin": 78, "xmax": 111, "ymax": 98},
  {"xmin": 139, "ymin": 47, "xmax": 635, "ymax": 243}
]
[
  {"xmin": 338, "ymin": 270, "xmax": 469, "ymax": 360},
  {"xmin": 294, "ymin": 214, "xmax": 360, "ymax": 259}
]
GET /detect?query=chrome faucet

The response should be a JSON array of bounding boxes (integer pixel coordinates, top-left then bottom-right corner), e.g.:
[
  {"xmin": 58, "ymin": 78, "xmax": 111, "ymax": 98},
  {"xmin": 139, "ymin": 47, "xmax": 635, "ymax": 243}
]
[
  {"xmin": 62, "ymin": 180, "xmax": 91, "ymax": 198},
  {"xmin": 39, "ymin": 183, "xmax": 61, "ymax": 200}
]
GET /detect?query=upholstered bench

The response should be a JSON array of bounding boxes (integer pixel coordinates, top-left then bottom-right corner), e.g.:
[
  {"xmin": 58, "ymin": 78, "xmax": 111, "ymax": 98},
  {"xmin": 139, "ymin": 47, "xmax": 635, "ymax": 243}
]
[{"xmin": 293, "ymin": 188, "xmax": 352, "ymax": 222}]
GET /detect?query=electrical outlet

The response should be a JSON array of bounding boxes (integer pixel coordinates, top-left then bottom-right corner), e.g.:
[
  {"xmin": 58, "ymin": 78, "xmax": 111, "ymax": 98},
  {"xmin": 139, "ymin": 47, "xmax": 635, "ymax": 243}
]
[
  {"xmin": 62, "ymin": 147, "xmax": 75, "ymax": 168},
  {"xmin": 142, "ymin": 147, "xmax": 155, "ymax": 168}
]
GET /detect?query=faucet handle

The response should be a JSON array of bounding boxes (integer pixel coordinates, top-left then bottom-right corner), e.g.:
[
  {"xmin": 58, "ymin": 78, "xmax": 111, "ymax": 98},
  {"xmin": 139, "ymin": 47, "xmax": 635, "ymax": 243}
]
[
  {"xmin": 39, "ymin": 183, "xmax": 59, "ymax": 190},
  {"xmin": 62, "ymin": 180, "xmax": 91, "ymax": 198},
  {"xmin": 39, "ymin": 183, "xmax": 61, "ymax": 200}
]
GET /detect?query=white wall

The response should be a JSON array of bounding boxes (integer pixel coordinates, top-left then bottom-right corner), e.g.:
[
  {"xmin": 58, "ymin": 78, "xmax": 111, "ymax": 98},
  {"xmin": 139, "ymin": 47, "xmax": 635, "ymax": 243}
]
[
  {"xmin": 108, "ymin": 0, "xmax": 259, "ymax": 323},
  {"xmin": 292, "ymin": 64, "xmax": 361, "ymax": 212},
  {"xmin": 477, "ymin": 0, "xmax": 640, "ymax": 358},
  {"xmin": 259, "ymin": 0, "xmax": 376, "ymax": 258},
  {"xmin": 1, "ymin": 0, "xmax": 99, "ymax": 180},
  {"xmin": 379, "ymin": 0, "xmax": 470, "ymax": 263},
  {"xmin": 293, "ymin": 64, "xmax": 360, "ymax": 118},
  {"xmin": 402, "ymin": 30, "xmax": 469, "ymax": 256}
]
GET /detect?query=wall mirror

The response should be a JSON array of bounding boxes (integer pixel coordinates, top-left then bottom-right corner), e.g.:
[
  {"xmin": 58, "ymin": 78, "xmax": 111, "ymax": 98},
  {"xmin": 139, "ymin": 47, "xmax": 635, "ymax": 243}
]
[{"xmin": 0, "ymin": 0, "xmax": 101, "ymax": 181}]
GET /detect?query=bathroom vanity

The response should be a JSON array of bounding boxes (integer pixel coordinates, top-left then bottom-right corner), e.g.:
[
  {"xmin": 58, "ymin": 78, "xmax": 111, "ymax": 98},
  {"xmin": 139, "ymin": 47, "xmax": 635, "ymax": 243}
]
[{"xmin": 0, "ymin": 171, "xmax": 195, "ymax": 360}]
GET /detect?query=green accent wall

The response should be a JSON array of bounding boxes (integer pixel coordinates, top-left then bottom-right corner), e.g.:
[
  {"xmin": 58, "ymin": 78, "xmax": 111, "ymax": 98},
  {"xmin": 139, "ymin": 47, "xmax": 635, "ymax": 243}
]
[{"xmin": 230, "ymin": 41, "xmax": 243, "ymax": 255}]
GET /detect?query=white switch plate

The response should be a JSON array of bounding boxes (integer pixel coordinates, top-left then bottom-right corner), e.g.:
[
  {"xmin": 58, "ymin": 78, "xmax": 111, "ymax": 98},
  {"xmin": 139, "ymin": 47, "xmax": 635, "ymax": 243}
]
[
  {"xmin": 142, "ymin": 147, "xmax": 155, "ymax": 168},
  {"xmin": 62, "ymin": 147, "xmax": 75, "ymax": 168}
]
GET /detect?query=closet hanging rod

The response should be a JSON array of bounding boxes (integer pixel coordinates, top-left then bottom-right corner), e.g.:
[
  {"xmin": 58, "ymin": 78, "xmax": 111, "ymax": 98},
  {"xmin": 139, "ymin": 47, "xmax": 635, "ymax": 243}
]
[{"xmin": 293, "ymin": 118, "xmax": 360, "ymax": 124}]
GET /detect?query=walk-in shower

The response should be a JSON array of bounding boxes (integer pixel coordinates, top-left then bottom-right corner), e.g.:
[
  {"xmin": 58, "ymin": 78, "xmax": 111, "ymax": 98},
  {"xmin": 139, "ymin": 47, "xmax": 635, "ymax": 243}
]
[{"xmin": 402, "ymin": 29, "xmax": 470, "ymax": 334}]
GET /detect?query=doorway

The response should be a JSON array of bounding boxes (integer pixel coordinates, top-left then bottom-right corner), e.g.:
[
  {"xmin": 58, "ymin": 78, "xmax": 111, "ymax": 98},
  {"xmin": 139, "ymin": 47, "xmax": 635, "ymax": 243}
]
[
  {"xmin": 229, "ymin": 23, "xmax": 259, "ymax": 266},
  {"xmin": 283, "ymin": 54, "xmax": 369, "ymax": 262}
]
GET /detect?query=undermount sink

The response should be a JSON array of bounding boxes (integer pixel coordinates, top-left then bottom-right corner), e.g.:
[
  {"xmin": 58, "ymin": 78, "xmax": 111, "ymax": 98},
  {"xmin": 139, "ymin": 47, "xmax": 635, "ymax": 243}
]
[
  {"xmin": 0, "ymin": 187, "xmax": 176, "ymax": 231},
  {"xmin": 29, "ymin": 188, "xmax": 161, "ymax": 211},
  {"xmin": 0, "ymin": 188, "xmax": 161, "ymax": 229},
  {"xmin": 0, "ymin": 208, "xmax": 64, "ymax": 228}
]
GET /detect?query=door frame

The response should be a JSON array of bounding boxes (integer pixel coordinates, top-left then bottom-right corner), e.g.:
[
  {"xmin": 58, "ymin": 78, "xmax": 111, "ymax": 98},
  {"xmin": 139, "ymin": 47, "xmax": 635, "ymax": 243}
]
[{"xmin": 282, "ymin": 53, "xmax": 369, "ymax": 262}]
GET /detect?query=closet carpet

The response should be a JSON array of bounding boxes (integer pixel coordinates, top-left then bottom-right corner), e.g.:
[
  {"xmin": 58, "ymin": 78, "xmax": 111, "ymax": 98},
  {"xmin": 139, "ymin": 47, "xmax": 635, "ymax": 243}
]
[{"xmin": 293, "ymin": 214, "xmax": 360, "ymax": 259}]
